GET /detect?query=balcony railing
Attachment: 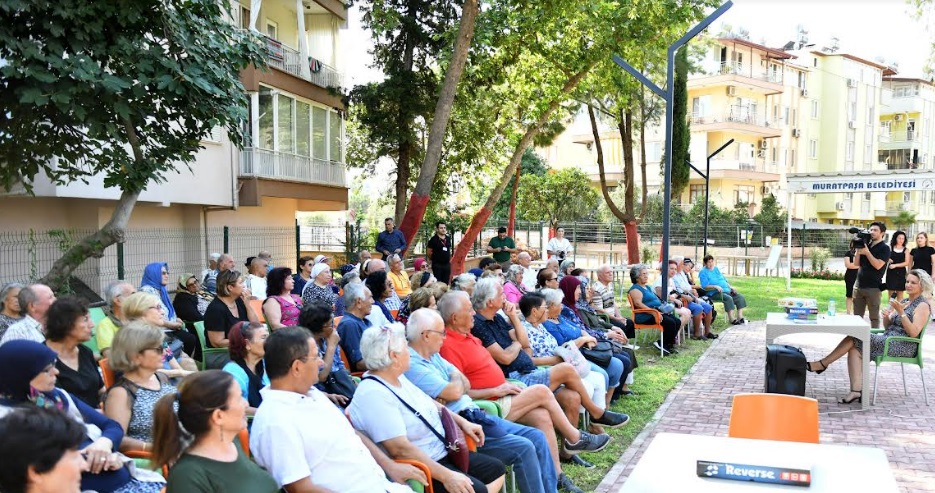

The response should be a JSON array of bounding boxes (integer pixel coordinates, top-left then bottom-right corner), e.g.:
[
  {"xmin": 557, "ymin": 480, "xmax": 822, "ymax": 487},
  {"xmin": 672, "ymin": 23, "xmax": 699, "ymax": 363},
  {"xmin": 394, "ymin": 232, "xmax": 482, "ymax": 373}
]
[
  {"xmin": 692, "ymin": 106, "xmax": 776, "ymax": 129},
  {"xmin": 709, "ymin": 157, "xmax": 773, "ymax": 174},
  {"xmin": 240, "ymin": 148, "xmax": 346, "ymax": 187},
  {"xmin": 712, "ymin": 61, "xmax": 783, "ymax": 84},
  {"xmin": 265, "ymin": 37, "xmax": 344, "ymax": 89},
  {"xmin": 879, "ymin": 130, "xmax": 916, "ymax": 143}
]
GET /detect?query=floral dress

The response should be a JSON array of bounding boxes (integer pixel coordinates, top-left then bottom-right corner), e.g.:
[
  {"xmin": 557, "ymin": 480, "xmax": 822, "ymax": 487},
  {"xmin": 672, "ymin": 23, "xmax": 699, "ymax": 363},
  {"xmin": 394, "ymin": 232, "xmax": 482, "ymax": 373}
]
[
  {"xmin": 521, "ymin": 320, "xmax": 560, "ymax": 358},
  {"xmin": 302, "ymin": 282, "xmax": 337, "ymax": 308},
  {"xmin": 269, "ymin": 294, "xmax": 302, "ymax": 327},
  {"xmin": 855, "ymin": 296, "xmax": 931, "ymax": 358}
]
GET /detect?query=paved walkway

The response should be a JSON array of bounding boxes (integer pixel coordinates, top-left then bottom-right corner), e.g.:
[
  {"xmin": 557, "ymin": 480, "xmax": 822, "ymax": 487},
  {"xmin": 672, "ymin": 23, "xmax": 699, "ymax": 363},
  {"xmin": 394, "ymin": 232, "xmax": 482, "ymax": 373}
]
[{"xmin": 597, "ymin": 320, "xmax": 935, "ymax": 493}]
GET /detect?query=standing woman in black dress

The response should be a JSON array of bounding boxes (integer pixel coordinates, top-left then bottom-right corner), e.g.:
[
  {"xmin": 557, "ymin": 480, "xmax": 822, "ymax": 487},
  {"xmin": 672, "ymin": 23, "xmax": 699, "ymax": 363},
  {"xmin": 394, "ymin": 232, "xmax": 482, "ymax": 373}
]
[
  {"xmin": 910, "ymin": 231, "xmax": 935, "ymax": 277},
  {"xmin": 844, "ymin": 240, "xmax": 859, "ymax": 314},
  {"xmin": 887, "ymin": 231, "xmax": 910, "ymax": 302}
]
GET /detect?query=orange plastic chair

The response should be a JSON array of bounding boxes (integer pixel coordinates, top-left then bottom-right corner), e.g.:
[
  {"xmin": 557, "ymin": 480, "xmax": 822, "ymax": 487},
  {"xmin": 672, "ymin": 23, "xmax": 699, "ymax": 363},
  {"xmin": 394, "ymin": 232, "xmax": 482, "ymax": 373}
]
[
  {"xmin": 250, "ymin": 299, "xmax": 266, "ymax": 323},
  {"xmin": 626, "ymin": 292, "xmax": 665, "ymax": 357},
  {"xmin": 99, "ymin": 358, "xmax": 116, "ymax": 388},
  {"xmin": 728, "ymin": 393, "xmax": 819, "ymax": 443},
  {"xmin": 238, "ymin": 428, "xmax": 251, "ymax": 459},
  {"xmin": 391, "ymin": 309, "xmax": 399, "ymax": 320},
  {"xmin": 344, "ymin": 408, "xmax": 434, "ymax": 493}
]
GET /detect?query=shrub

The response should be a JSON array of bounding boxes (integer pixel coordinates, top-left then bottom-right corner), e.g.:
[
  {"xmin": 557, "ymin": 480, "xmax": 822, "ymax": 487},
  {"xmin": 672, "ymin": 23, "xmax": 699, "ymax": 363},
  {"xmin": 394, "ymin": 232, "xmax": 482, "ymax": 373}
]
[
  {"xmin": 810, "ymin": 247, "xmax": 831, "ymax": 271},
  {"xmin": 791, "ymin": 268, "xmax": 845, "ymax": 281}
]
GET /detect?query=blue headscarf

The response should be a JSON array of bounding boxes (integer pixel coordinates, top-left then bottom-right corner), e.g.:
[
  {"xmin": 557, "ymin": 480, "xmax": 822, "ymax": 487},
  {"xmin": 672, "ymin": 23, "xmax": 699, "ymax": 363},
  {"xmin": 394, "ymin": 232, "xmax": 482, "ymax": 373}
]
[
  {"xmin": 141, "ymin": 262, "xmax": 176, "ymax": 320},
  {"xmin": 0, "ymin": 340, "xmax": 66, "ymax": 409}
]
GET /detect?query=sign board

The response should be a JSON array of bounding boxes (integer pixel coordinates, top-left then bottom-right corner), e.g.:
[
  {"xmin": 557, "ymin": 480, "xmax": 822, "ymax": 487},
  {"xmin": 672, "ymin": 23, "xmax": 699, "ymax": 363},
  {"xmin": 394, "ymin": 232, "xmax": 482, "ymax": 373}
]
[
  {"xmin": 765, "ymin": 244, "xmax": 783, "ymax": 271},
  {"xmin": 786, "ymin": 170, "xmax": 935, "ymax": 193}
]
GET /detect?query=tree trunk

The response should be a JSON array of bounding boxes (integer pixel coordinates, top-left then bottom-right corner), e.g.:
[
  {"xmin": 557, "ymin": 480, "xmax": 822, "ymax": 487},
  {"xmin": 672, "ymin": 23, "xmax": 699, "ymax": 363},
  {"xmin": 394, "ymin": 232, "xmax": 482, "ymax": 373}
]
[
  {"xmin": 394, "ymin": 144, "xmax": 412, "ymax": 223},
  {"xmin": 40, "ymin": 189, "xmax": 141, "ymax": 291},
  {"xmin": 397, "ymin": 0, "xmax": 479, "ymax": 251},
  {"xmin": 638, "ymin": 85, "xmax": 649, "ymax": 220},
  {"xmin": 589, "ymin": 105, "xmax": 639, "ymax": 264},
  {"xmin": 450, "ymin": 64, "xmax": 595, "ymax": 276},
  {"xmin": 621, "ymin": 109, "xmax": 635, "ymax": 219},
  {"xmin": 507, "ymin": 166, "xmax": 519, "ymax": 236}
]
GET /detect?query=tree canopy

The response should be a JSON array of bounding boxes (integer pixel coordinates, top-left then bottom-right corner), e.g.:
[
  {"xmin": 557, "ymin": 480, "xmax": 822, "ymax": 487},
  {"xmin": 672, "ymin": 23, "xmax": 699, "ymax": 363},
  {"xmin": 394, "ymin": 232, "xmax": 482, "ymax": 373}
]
[{"xmin": 517, "ymin": 168, "xmax": 599, "ymax": 229}]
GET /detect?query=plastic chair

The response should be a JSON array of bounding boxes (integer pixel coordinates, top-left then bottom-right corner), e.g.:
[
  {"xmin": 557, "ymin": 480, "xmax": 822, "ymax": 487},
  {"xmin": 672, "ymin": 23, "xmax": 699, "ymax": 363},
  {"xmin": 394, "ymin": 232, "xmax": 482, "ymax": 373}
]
[
  {"xmin": 193, "ymin": 321, "xmax": 228, "ymax": 371},
  {"xmin": 626, "ymin": 292, "xmax": 665, "ymax": 357},
  {"xmin": 343, "ymin": 408, "xmax": 434, "ymax": 493},
  {"xmin": 99, "ymin": 358, "xmax": 116, "ymax": 388},
  {"xmin": 83, "ymin": 306, "xmax": 107, "ymax": 357},
  {"xmin": 249, "ymin": 299, "xmax": 266, "ymax": 323},
  {"xmin": 728, "ymin": 393, "xmax": 819, "ymax": 443},
  {"xmin": 238, "ymin": 428, "xmax": 251, "ymax": 459},
  {"xmin": 871, "ymin": 323, "xmax": 929, "ymax": 406}
]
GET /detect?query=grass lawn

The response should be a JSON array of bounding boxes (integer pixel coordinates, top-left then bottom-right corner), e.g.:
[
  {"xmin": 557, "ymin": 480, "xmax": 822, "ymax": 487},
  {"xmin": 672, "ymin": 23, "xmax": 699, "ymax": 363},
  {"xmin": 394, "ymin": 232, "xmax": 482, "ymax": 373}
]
[{"xmin": 566, "ymin": 276, "xmax": 844, "ymax": 491}]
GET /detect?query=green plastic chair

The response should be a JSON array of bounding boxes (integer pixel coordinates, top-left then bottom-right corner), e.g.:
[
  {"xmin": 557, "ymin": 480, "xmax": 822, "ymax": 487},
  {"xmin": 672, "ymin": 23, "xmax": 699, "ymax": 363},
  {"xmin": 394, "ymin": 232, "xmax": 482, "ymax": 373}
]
[
  {"xmin": 871, "ymin": 323, "xmax": 928, "ymax": 406},
  {"xmin": 193, "ymin": 321, "xmax": 228, "ymax": 371},
  {"xmin": 82, "ymin": 306, "xmax": 107, "ymax": 357}
]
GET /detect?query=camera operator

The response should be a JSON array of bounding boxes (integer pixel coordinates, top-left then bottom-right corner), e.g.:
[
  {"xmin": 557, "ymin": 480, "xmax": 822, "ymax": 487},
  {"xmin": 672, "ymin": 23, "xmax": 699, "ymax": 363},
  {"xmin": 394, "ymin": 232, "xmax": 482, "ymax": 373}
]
[{"xmin": 853, "ymin": 221, "xmax": 891, "ymax": 328}]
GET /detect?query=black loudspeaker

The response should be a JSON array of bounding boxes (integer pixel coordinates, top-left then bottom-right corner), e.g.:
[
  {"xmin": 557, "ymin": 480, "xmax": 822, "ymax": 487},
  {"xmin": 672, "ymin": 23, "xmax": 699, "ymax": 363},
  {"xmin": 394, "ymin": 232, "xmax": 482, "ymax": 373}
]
[{"xmin": 765, "ymin": 344, "xmax": 806, "ymax": 396}]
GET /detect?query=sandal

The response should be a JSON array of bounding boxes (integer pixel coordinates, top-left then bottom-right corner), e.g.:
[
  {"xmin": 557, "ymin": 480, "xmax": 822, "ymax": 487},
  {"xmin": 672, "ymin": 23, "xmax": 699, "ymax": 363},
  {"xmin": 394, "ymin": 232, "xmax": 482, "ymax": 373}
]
[
  {"xmin": 840, "ymin": 390, "xmax": 862, "ymax": 404},
  {"xmin": 806, "ymin": 359, "xmax": 827, "ymax": 374}
]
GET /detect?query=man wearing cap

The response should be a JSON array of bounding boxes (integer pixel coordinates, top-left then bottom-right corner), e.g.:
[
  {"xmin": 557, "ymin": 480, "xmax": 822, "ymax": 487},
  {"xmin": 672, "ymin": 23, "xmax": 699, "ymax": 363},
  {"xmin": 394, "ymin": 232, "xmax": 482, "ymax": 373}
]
[
  {"xmin": 426, "ymin": 221, "xmax": 453, "ymax": 283},
  {"xmin": 487, "ymin": 227, "xmax": 517, "ymax": 270},
  {"xmin": 201, "ymin": 253, "xmax": 220, "ymax": 291},
  {"xmin": 375, "ymin": 218, "xmax": 407, "ymax": 259}
]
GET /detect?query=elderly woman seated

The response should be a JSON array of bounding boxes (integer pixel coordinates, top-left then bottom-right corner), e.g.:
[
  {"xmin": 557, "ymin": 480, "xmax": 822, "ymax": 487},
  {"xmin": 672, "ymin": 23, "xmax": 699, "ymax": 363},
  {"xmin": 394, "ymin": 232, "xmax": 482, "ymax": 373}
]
[
  {"xmin": 807, "ymin": 269, "xmax": 934, "ymax": 404},
  {"xmin": 0, "ymin": 340, "xmax": 165, "ymax": 493},
  {"xmin": 348, "ymin": 324, "xmax": 506, "ymax": 493},
  {"xmin": 698, "ymin": 254, "xmax": 748, "ymax": 325},
  {"xmin": 104, "ymin": 321, "xmax": 180, "ymax": 455},
  {"xmin": 450, "ymin": 273, "xmax": 477, "ymax": 296},
  {"xmin": 628, "ymin": 265, "xmax": 680, "ymax": 356},
  {"xmin": 43, "ymin": 296, "xmax": 104, "ymax": 408},
  {"xmin": 503, "ymin": 265, "xmax": 527, "ymax": 304},
  {"xmin": 0, "ymin": 282, "xmax": 24, "ymax": 336},
  {"xmin": 123, "ymin": 292, "xmax": 197, "ymax": 377},
  {"xmin": 395, "ymin": 287, "xmax": 438, "ymax": 325}
]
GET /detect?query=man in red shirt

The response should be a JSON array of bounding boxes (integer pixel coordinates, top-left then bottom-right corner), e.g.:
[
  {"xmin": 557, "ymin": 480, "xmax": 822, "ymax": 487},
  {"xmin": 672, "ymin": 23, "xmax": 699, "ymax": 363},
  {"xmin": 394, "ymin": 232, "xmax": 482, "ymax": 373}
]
[{"xmin": 438, "ymin": 291, "xmax": 611, "ymax": 477}]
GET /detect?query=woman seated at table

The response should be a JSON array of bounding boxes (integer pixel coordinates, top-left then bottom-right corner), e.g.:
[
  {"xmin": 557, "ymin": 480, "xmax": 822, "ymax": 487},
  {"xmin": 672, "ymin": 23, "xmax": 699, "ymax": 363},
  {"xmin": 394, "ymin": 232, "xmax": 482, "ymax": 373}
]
[
  {"xmin": 807, "ymin": 269, "xmax": 934, "ymax": 404},
  {"xmin": 263, "ymin": 267, "xmax": 302, "ymax": 330},
  {"xmin": 0, "ymin": 340, "xmax": 165, "ymax": 493},
  {"xmin": 518, "ymin": 292, "xmax": 609, "ymax": 417},
  {"xmin": 348, "ymin": 324, "xmax": 506, "ymax": 493},
  {"xmin": 628, "ymin": 265, "xmax": 680, "ymax": 356},
  {"xmin": 104, "ymin": 322, "xmax": 179, "ymax": 454},
  {"xmin": 222, "ymin": 322, "xmax": 269, "ymax": 415},
  {"xmin": 44, "ymin": 296, "xmax": 104, "ymax": 408}
]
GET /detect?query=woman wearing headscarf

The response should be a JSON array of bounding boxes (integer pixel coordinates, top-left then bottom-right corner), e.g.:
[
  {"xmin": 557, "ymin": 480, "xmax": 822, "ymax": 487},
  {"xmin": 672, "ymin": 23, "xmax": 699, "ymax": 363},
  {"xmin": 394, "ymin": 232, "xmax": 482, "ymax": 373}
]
[
  {"xmin": 0, "ymin": 340, "xmax": 165, "ymax": 493},
  {"xmin": 172, "ymin": 273, "xmax": 214, "ymax": 323},
  {"xmin": 300, "ymin": 263, "xmax": 337, "ymax": 310},
  {"xmin": 139, "ymin": 262, "xmax": 197, "ymax": 359}
]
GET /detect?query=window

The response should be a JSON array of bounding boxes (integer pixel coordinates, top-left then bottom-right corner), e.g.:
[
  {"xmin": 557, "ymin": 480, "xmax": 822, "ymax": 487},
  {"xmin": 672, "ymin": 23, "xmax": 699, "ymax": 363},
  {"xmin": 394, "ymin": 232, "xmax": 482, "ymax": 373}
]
[
  {"xmin": 809, "ymin": 139, "xmax": 817, "ymax": 158},
  {"xmin": 734, "ymin": 185, "xmax": 755, "ymax": 205},
  {"xmin": 783, "ymin": 107, "xmax": 790, "ymax": 125},
  {"xmin": 329, "ymin": 110, "xmax": 343, "ymax": 162},
  {"xmin": 863, "ymin": 192, "xmax": 871, "ymax": 202},
  {"xmin": 867, "ymin": 106, "xmax": 874, "ymax": 125},
  {"xmin": 797, "ymin": 71, "xmax": 807, "ymax": 89},
  {"xmin": 312, "ymin": 106, "xmax": 327, "ymax": 160},
  {"xmin": 266, "ymin": 20, "xmax": 278, "ymax": 39},
  {"xmin": 791, "ymin": 108, "xmax": 797, "ymax": 127},
  {"xmin": 296, "ymin": 101, "xmax": 311, "ymax": 157},
  {"xmin": 648, "ymin": 142, "xmax": 662, "ymax": 162},
  {"xmin": 258, "ymin": 88, "xmax": 274, "ymax": 150},
  {"xmin": 811, "ymin": 100, "xmax": 819, "ymax": 119},
  {"xmin": 845, "ymin": 141, "xmax": 854, "ymax": 162},
  {"xmin": 904, "ymin": 192, "xmax": 912, "ymax": 203},
  {"xmin": 790, "ymin": 149, "xmax": 796, "ymax": 168},
  {"xmin": 864, "ymin": 144, "xmax": 872, "ymax": 164},
  {"xmin": 689, "ymin": 184, "xmax": 705, "ymax": 203},
  {"xmin": 277, "ymin": 94, "xmax": 294, "ymax": 153}
]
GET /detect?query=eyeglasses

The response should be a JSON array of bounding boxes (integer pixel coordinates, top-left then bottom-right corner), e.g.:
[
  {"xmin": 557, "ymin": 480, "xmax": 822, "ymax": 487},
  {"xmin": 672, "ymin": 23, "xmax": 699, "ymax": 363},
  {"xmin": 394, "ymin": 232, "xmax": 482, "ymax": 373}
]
[
  {"xmin": 161, "ymin": 271, "xmax": 168, "ymax": 275},
  {"xmin": 424, "ymin": 329, "xmax": 447, "ymax": 338},
  {"xmin": 143, "ymin": 346, "xmax": 164, "ymax": 354}
]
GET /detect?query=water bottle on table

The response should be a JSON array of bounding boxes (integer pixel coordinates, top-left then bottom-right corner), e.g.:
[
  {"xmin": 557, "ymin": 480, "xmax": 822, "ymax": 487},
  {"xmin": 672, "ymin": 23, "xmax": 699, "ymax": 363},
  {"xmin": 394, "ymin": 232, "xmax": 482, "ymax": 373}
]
[{"xmin": 827, "ymin": 299, "xmax": 836, "ymax": 317}]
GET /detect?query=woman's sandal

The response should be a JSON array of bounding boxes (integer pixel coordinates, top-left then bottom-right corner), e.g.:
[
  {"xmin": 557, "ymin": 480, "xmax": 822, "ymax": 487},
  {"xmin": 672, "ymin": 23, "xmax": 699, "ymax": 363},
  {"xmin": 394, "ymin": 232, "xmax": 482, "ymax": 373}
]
[
  {"xmin": 840, "ymin": 390, "xmax": 862, "ymax": 404},
  {"xmin": 806, "ymin": 359, "xmax": 827, "ymax": 374}
]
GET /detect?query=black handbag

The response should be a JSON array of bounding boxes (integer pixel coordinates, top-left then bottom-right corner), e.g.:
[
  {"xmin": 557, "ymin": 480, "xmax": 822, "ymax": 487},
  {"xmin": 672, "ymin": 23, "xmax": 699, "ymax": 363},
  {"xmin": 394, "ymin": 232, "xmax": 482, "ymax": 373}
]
[
  {"xmin": 321, "ymin": 368, "xmax": 357, "ymax": 400},
  {"xmin": 580, "ymin": 341, "xmax": 613, "ymax": 368}
]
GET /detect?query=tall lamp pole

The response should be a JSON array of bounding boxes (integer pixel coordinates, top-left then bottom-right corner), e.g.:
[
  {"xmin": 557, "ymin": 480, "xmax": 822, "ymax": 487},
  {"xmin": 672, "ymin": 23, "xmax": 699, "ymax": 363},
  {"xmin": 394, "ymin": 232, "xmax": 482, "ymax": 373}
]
[{"xmin": 613, "ymin": 1, "xmax": 733, "ymax": 299}]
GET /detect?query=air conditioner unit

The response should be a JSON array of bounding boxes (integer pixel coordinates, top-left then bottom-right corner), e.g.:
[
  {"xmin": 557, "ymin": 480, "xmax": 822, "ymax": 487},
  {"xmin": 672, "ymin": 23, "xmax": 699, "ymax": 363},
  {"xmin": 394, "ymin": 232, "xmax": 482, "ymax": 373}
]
[
  {"xmin": 848, "ymin": 120, "xmax": 857, "ymax": 129},
  {"xmin": 847, "ymin": 78, "xmax": 857, "ymax": 88},
  {"xmin": 792, "ymin": 128, "xmax": 801, "ymax": 138},
  {"xmin": 835, "ymin": 201, "xmax": 845, "ymax": 210},
  {"xmin": 757, "ymin": 149, "xmax": 766, "ymax": 159},
  {"xmin": 800, "ymin": 88, "xmax": 809, "ymax": 97},
  {"xmin": 759, "ymin": 139, "xmax": 768, "ymax": 149},
  {"xmin": 726, "ymin": 85, "xmax": 737, "ymax": 96},
  {"xmin": 895, "ymin": 114, "xmax": 903, "ymax": 121}
]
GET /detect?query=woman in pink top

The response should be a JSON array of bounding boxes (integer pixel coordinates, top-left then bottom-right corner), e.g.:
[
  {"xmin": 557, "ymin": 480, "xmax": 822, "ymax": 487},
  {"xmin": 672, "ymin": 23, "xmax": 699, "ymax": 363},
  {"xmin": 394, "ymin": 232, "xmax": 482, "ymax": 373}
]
[
  {"xmin": 263, "ymin": 267, "xmax": 302, "ymax": 329},
  {"xmin": 503, "ymin": 264, "xmax": 527, "ymax": 304}
]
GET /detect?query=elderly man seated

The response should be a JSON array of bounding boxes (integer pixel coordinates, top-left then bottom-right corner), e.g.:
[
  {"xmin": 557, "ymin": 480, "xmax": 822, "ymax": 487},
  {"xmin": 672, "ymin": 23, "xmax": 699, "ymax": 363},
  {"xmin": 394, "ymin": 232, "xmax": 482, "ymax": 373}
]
[
  {"xmin": 438, "ymin": 291, "xmax": 606, "ymax": 493},
  {"xmin": 589, "ymin": 265, "xmax": 636, "ymax": 339},
  {"xmin": 515, "ymin": 252, "xmax": 539, "ymax": 292},
  {"xmin": 250, "ymin": 327, "xmax": 425, "ymax": 493},
  {"xmin": 336, "ymin": 282, "xmax": 374, "ymax": 372},
  {"xmin": 405, "ymin": 309, "xmax": 558, "ymax": 493}
]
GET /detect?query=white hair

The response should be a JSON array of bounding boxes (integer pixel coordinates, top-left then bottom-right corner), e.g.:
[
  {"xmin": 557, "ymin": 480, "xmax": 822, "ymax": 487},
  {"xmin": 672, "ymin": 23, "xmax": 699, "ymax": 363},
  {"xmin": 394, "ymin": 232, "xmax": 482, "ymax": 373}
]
[
  {"xmin": 343, "ymin": 282, "xmax": 367, "ymax": 307},
  {"xmin": 540, "ymin": 288, "xmax": 564, "ymax": 306},
  {"xmin": 471, "ymin": 278, "xmax": 501, "ymax": 311},
  {"xmin": 360, "ymin": 323, "xmax": 408, "ymax": 371},
  {"xmin": 437, "ymin": 290, "xmax": 469, "ymax": 324},
  {"xmin": 405, "ymin": 309, "xmax": 443, "ymax": 342},
  {"xmin": 518, "ymin": 251, "xmax": 531, "ymax": 261},
  {"xmin": 104, "ymin": 280, "xmax": 133, "ymax": 309},
  {"xmin": 450, "ymin": 273, "xmax": 476, "ymax": 292},
  {"xmin": 504, "ymin": 264, "xmax": 525, "ymax": 283}
]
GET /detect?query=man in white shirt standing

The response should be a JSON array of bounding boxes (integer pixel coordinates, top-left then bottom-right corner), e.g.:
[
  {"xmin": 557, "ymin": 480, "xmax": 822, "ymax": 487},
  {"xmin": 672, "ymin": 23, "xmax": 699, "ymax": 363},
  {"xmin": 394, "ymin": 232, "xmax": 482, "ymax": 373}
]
[
  {"xmin": 251, "ymin": 326, "xmax": 425, "ymax": 493},
  {"xmin": 0, "ymin": 284, "xmax": 55, "ymax": 346},
  {"xmin": 546, "ymin": 227, "xmax": 573, "ymax": 261}
]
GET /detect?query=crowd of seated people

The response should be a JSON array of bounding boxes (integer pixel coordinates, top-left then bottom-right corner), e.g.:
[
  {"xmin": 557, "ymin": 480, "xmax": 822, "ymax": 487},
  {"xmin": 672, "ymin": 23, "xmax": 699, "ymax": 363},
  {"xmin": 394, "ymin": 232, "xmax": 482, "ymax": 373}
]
[{"xmin": 1, "ymin": 244, "xmax": 751, "ymax": 493}]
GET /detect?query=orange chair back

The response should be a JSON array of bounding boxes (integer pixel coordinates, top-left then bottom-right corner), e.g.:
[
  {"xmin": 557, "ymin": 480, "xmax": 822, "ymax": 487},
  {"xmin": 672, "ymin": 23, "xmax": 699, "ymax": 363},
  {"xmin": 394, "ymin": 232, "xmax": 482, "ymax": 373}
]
[
  {"xmin": 626, "ymin": 292, "xmax": 663, "ymax": 331},
  {"xmin": 390, "ymin": 309, "xmax": 399, "ymax": 320},
  {"xmin": 250, "ymin": 299, "xmax": 266, "ymax": 323},
  {"xmin": 238, "ymin": 428, "xmax": 250, "ymax": 459},
  {"xmin": 99, "ymin": 358, "xmax": 116, "ymax": 388},
  {"xmin": 728, "ymin": 393, "xmax": 819, "ymax": 443}
]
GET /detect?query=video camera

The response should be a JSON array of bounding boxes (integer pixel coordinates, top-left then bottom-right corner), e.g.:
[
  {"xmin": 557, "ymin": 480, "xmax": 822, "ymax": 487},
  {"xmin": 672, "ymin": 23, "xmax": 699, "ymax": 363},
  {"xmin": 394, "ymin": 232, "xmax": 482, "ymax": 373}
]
[{"xmin": 848, "ymin": 227, "xmax": 872, "ymax": 249}]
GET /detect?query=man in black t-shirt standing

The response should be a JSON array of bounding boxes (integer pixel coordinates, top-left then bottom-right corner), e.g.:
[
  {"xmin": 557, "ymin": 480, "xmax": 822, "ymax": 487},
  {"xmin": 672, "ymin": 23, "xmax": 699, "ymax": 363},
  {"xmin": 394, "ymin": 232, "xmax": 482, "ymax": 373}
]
[
  {"xmin": 426, "ymin": 221, "xmax": 453, "ymax": 283},
  {"xmin": 854, "ymin": 221, "xmax": 891, "ymax": 328}
]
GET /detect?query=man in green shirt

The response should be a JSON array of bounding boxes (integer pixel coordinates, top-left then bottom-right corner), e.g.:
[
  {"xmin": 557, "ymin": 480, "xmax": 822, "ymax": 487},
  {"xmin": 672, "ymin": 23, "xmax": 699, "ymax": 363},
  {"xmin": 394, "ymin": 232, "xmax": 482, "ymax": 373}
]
[{"xmin": 487, "ymin": 226, "xmax": 517, "ymax": 269}]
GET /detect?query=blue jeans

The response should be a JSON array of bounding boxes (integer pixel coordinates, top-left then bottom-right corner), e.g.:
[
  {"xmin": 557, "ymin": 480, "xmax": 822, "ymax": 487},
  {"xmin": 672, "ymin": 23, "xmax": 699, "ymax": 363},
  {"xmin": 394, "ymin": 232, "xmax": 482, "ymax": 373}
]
[
  {"xmin": 479, "ymin": 415, "xmax": 556, "ymax": 493},
  {"xmin": 589, "ymin": 353, "xmax": 624, "ymax": 389}
]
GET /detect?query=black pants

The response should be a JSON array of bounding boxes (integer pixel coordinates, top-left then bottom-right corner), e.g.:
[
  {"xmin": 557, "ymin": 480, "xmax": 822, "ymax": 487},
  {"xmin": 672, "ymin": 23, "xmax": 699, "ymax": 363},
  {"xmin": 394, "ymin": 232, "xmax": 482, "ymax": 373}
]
[
  {"xmin": 433, "ymin": 452, "xmax": 505, "ymax": 493},
  {"xmin": 433, "ymin": 263, "xmax": 451, "ymax": 284},
  {"xmin": 660, "ymin": 314, "xmax": 680, "ymax": 347},
  {"xmin": 609, "ymin": 316, "xmax": 635, "ymax": 339}
]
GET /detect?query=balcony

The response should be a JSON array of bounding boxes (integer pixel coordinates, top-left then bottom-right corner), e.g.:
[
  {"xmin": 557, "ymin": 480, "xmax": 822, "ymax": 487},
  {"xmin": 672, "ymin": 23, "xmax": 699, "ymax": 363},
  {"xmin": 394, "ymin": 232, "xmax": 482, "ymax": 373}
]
[
  {"xmin": 708, "ymin": 157, "xmax": 780, "ymax": 180},
  {"xmin": 691, "ymin": 106, "xmax": 783, "ymax": 137},
  {"xmin": 240, "ymin": 148, "xmax": 346, "ymax": 188},
  {"xmin": 264, "ymin": 37, "xmax": 344, "ymax": 89},
  {"xmin": 688, "ymin": 61, "xmax": 785, "ymax": 95},
  {"xmin": 875, "ymin": 201, "xmax": 911, "ymax": 217},
  {"xmin": 879, "ymin": 129, "xmax": 919, "ymax": 151}
]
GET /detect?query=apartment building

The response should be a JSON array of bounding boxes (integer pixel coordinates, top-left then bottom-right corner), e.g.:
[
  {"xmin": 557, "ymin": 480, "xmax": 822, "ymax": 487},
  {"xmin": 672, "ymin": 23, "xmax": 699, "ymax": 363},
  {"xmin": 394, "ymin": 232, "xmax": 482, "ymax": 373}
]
[
  {"xmin": 0, "ymin": 0, "xmax": 349, "ymax": 289},
  {"xmin": 878, "ymin": 77, "xmax": 935, "ymax": 233}
]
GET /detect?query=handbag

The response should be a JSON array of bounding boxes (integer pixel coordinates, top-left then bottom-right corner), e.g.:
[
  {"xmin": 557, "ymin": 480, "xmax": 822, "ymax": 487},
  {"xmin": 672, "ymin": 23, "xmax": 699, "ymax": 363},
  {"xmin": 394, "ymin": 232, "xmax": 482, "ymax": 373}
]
[
  {"xmin": 580, "ymin": 340, "xmax": 613, "ymax": 368},
  {"xmin": 321, "ymin": 368, "xmax": 357, "ymax": 400},
  {"xmin": 363, "ymin": 376, "xmax": 469, "ymax": 471},
  {"xmin": 553, "ymin": 341, "xmax": 591, "ymax": 378}
]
